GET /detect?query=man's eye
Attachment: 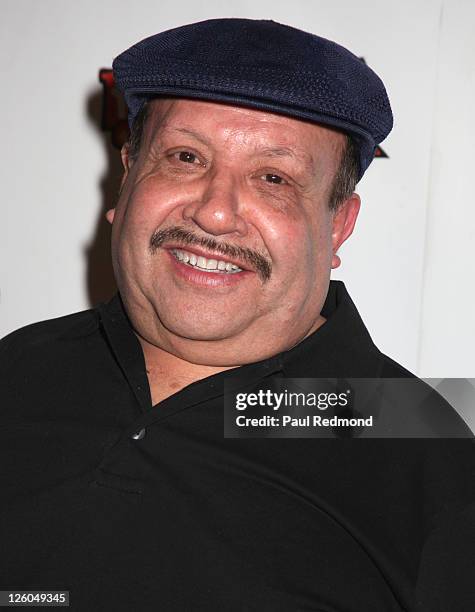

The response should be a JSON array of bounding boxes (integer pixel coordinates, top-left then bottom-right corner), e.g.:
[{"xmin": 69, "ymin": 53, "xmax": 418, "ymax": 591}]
[
  {"xmin": 262, "ymin": 173, "xmax": 286, "ymax": 185},
  {"xmin": 177, "ymin": 151, "xmax": 199, "ymax": 164}
]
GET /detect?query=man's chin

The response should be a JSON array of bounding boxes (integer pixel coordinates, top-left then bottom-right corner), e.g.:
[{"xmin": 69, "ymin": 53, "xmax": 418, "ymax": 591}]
[{"xmin": 159, "ymin": 317, "xmax": 245, "ymax": 343}]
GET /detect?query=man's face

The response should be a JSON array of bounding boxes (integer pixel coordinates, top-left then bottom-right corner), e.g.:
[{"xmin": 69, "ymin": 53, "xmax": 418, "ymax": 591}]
[{"xmin": 106, "ymin": 98, "xmax": 360, "ymax": 366}]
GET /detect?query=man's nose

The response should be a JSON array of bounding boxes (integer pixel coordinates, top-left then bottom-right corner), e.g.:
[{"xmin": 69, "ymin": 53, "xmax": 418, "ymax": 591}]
[{"xmin": 182, "ymin": 172, "xmax": 248, "ymax": 237}]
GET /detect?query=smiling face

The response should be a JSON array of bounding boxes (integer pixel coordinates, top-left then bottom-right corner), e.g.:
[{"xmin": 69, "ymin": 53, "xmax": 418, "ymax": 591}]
[{"xmin": 106, "ymin": 98, "xmax": 360, "ymax": 366}]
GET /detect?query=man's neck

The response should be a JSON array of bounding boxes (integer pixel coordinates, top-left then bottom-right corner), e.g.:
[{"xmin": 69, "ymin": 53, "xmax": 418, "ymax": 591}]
[{"xmin": 137, "ymin": 335, "xmax": 238, "ymax": 406}]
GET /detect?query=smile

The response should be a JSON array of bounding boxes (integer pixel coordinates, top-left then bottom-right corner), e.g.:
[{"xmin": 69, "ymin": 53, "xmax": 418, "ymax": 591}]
[{"xmin": 171, "ymin": 249, "xmax": 243, "ymax": 274}]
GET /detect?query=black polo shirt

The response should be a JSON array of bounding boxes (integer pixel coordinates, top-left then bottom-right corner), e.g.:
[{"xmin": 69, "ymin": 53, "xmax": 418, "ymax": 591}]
[{"xmin": 1, "ymin": 281, "xmax": 474, "ymax": 611}]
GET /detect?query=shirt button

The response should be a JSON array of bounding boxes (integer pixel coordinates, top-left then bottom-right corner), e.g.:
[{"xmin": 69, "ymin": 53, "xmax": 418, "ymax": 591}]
[{"xmin": 131, "ymin": 427, "xmax": 146, "ymax": 440}]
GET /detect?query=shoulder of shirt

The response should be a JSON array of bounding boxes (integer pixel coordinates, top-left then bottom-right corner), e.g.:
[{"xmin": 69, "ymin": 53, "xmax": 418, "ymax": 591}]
[
  {"xmin": 0, "ymin": 306, "xmax": 100, "ymax": 359},
  {"xmin": 373, "ymin": 348, "xmax": 474, "ymax": 438},
  {"xmin": 377, "ymin": 351, "xmax": 417, "ymax": 378}
]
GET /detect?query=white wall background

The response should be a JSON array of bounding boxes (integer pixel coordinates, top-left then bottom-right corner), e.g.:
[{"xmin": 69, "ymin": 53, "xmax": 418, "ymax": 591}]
[{"xmin": 1, "ymin": 0, "xmax": 474, "ymax": 379}]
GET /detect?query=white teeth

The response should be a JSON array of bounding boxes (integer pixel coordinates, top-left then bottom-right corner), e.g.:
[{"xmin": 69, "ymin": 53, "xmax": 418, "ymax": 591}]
[{"xmin": 171, "ymin": 249, "xmax": 243, "ymax": 273}]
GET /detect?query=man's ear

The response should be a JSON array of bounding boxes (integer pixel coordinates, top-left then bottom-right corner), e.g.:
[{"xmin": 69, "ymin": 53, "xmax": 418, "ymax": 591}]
[
  {"xmin": 331, "ymin": 193, "xmax": 361, "ymax": 269},
  {"xmin": 105, "ymin": 208, "xmax": 115, "ymax": 224},
  {"xmin": 119, "ymin": 142, "xmax": 132, "ymax": 189}
]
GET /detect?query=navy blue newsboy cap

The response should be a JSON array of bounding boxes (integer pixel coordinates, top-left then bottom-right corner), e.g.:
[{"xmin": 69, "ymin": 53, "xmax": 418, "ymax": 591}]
[{"xmin": 113, "ymin": 18, "xmax": 393, "ymax": 180}]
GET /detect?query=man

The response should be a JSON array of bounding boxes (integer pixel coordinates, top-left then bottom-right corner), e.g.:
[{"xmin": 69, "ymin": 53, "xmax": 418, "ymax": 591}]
[{"xmin": 1, "ymin": 18, "xmax": 473, "ymax": 612}]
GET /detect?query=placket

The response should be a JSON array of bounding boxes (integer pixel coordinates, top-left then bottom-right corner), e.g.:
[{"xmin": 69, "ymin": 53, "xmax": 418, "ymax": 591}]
[{"xmin": 121, "ymin": 355, "xmax": 286, "ymax": 439}]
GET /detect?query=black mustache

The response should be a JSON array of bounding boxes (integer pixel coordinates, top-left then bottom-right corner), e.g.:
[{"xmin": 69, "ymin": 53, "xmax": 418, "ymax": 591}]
[{"xmin": 149, "ymin": 227, "xmax": 272, "ymax": 282}]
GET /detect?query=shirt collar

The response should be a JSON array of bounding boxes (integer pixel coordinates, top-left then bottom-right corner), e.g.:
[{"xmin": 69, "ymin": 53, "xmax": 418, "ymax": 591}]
[{"xmin": 278, "ymin": 280, "xmax": 383, "ymax": 378}]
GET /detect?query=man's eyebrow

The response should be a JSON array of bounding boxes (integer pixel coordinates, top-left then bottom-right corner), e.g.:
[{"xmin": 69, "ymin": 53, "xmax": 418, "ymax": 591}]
[
  {"xmin": 257, "ymin": 146, "xmax": 315, "ymax": 172},
  {"xmin": 165, "ymin": 127, "xmax": 212, "ymax": 147}
]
